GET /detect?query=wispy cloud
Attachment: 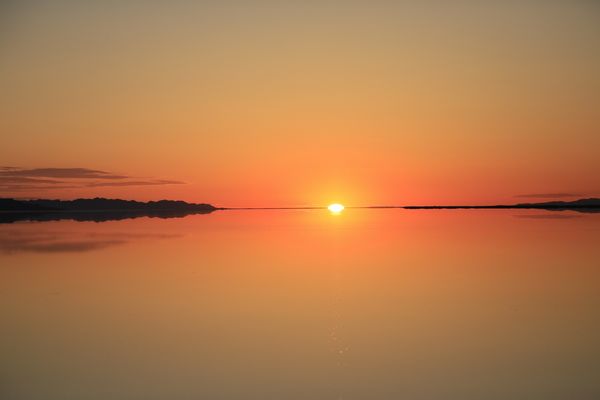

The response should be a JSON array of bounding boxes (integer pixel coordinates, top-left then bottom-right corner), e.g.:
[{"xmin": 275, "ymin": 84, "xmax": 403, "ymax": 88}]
[
  {"xmin": 515, "ymin": 193, "xmax": 581, "ymax": 199},
  {"xmin": 0, "ymin": 167, "xmax": 127, "ymax": 179},
  {"xmin": 87, "ymin": 179, "xmax": 184, "ymax": 187},
  {"xmin": 0, "ymin": 167, "xmax": 184, "ymax": 193},
  {"xmin": 0, "ymin": 176, "xmax": 65, "ymax": 184}
]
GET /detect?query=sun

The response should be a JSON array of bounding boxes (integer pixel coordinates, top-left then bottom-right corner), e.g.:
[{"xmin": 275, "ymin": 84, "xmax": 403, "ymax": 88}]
[{"xmin": 328, "ymin": 203, "xmax": 345, "ymax": 213}]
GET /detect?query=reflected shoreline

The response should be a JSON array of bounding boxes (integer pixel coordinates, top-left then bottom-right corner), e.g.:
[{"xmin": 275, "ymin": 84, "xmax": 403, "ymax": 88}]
[{"xmin": 0, "ymin": 209, "xmax": 215, "ymax": 224}]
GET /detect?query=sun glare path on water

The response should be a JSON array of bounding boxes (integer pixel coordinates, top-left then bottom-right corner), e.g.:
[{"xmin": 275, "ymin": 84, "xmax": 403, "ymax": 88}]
[{"xmin": 328, "ymin": 203, "xmax": 345, "ymax": 213}]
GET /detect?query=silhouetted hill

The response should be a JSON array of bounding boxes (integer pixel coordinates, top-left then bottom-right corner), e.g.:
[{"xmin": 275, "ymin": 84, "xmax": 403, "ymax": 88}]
[{"xmin": 0, "ymin": 198, "xmax": 217, "ymax": 223}]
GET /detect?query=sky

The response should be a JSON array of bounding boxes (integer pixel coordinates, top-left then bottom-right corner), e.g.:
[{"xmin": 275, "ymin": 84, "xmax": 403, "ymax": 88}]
[{"xmin": 1, "ymin": 1, "xmax": 599, "ymax": 207}]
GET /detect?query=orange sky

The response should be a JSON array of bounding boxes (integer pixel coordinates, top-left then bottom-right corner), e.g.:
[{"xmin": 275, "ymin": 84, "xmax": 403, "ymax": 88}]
[{"xmin": 1, "ymin": 1, "xmax": 599, "ymax": 207}]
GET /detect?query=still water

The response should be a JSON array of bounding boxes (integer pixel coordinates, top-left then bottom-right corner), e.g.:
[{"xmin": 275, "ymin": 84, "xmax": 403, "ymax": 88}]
[{"xmin": 1, "ymin": 210, "xmax": 599, "ymax": 399}]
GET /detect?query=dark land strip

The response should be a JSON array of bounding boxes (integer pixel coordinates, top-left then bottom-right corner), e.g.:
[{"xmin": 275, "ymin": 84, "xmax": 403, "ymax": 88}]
[{"xmin": 1, "ymin": 197, "xmax": 598, "ymax": 223}]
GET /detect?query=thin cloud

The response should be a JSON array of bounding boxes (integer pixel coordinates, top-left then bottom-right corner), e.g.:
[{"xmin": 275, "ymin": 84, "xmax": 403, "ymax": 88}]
[
  {"xmin": 0, "ymin": 176, "xmax": 64, "ymax": 184},
  {"xmin": 515, "ymin": 193, "xmax": 581, "ymax": 199},
  {"xmin": 87, "ymin": 179, "xmax": 184, "ymax": 187},
  {"xmin": 0, "ymin": 185, "xmax": 82, "ymax": 191},
  {"xmin": 0, "ymin": 168, "xmax": 127, "ymax": 179},
  {"xmin": 0, "ymin": 167, "xmax": 185, "ymax": 193}
]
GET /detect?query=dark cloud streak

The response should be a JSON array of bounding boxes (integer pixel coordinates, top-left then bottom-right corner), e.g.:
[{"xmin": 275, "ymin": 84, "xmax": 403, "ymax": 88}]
[
  {"xmin": 0, "ymin": 177, "xmax": 66, "ymax": 184},
  {"xmin": 0, "ymin": 167, "xmax": 185, "ymax": 192},
  {"xmin": 87, "ymin": 180, "xmax": 184, "ymax": 187},
  {"xmin": 0, "ymin": 168, "xmax": 127, "ymax": 179},
  {"xmin": 515, "ymin": 193, "xmax": 581, "ymax": 199}
]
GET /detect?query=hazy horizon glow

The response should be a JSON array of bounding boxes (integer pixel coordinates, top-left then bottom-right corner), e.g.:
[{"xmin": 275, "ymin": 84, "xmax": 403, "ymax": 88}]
[{"xmin": 1, "ymin": 1, "xmax": 599, "ymax": 206}]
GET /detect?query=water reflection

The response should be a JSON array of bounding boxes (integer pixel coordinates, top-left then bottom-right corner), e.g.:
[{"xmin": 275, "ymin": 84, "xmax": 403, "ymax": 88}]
[
  {"xmin": 514, "ymin": 214, "xmax": 582, "ymax": 219},
  {"xmin": 1, "ymin": 210, "xmax": 599, "ymax": 399},
  {"xmin": 0, "ymin": 229, "xmax": 180, "ymax": 254},
  {"xmin": 0, "ymin": 209, "xmax": 215, "ymax": 224}
]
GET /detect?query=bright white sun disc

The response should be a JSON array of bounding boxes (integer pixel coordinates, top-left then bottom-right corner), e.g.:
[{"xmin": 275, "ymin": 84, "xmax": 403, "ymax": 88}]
[{"xmin": 328, "ymin": 203, "xmax": 345, "ymax": 213}]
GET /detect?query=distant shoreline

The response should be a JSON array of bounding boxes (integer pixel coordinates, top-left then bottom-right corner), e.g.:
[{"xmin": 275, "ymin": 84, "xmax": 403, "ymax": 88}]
[
  {"xmin": 223, "ymin": 198, "xmax": 600, "ymax": 213},
  {"xmin": 0, "ymin": 198, "xmax": 217, "ymax": 223},
  {"xmin": 0, "ymin": 197, "xmax": 598, "ymax": 223}
]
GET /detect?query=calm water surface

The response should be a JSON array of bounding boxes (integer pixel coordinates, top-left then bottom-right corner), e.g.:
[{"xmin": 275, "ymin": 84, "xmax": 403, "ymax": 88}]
[{"xmin": 1, "ymin": 210, "xmax": 599, "ymax": 399}]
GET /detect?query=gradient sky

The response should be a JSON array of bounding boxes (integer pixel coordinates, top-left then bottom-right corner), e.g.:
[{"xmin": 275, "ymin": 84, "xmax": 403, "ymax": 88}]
[{"xmin": 1, "ymin": 1, "xmax": 599, "ymax": 207}]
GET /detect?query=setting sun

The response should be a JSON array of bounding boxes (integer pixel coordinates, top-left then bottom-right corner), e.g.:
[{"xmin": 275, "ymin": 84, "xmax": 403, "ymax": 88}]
[{"xmin": 328, "ymin": 203, "xmax": 345, "ymax": 213}]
